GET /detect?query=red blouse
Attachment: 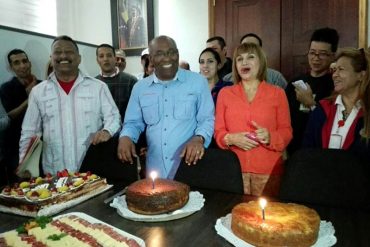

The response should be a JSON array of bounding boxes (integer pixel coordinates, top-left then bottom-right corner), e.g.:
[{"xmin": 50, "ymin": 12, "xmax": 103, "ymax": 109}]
[{"xmin": 214, "ymin": 81, "xmax": 292, "ymax": 175}]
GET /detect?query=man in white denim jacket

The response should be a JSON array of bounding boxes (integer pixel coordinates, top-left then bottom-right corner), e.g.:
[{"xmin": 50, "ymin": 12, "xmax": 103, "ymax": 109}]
[{"xmin": 19, "ymin": 35, "xmax": 120, "ymax": 175}]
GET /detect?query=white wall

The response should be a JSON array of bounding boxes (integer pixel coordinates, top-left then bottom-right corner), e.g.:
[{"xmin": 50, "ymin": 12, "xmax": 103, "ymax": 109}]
[{"xmin": 154, "ymin": 0, "xmax": 209, "ymax": 73}]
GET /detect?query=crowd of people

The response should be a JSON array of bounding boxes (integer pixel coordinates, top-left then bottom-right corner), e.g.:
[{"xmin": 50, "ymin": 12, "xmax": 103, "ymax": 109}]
[{"xmin": 1, "ymin": 27, "xmax": 369, "ymax": 198}]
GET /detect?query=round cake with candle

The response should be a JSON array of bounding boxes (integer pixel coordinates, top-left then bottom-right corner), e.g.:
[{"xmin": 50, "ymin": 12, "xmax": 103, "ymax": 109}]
[
  {"xmin": 125, "ymin": 178, "xmax": 190, "ymax": 215},
  {"xmin": 231, "ymin": 201, "xmax": 320, "ymax": 247}
]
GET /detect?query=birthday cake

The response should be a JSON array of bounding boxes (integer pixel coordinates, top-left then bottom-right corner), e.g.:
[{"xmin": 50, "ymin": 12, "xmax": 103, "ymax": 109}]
[
  {"xmin": 231, "ymin": 201, "xmax": 320, "ymax": 247},
  {"xmin": 0, "ymin": 213, "xmax": 142, "ymax": 247},
  {"xmin": 125, "ymin": 178, "xmax": 190, "ymax": 215},
  {"xmin": 0, "ymin": 170, "xmax": 111, "ymax": 217}
]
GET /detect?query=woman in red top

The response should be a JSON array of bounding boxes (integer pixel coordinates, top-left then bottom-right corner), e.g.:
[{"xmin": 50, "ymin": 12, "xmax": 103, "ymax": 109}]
[{"xmin": 214, "ymin": 43, "xmax": 292, "ymax": 196}]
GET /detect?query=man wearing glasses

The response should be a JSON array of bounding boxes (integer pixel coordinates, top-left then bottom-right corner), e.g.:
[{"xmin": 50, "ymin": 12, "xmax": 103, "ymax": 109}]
[
  {"xmin": 118, "ymin": 35, "xmax": 214, "ymax": 179},
  {"xmin": 286, "ymin": 27, "xmax": 339, "ymax": 155}
]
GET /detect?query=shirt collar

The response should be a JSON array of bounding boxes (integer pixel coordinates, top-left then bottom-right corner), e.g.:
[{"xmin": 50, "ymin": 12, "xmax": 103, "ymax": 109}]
[
  {"xmin": 335, "ymin": 94, "xmax": 361, "ymax": 110},
  {"xmin": 152, "ymin": 68, "xmax": 185, "ymax": 85},
  {"xmin": 100, "ymin": 67, "xmax": 120, "ymax": 78}
]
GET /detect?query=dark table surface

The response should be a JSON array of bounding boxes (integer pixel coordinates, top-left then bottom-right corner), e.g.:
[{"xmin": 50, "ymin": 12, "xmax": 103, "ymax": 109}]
[{"xmin": 1, "ymin": 185, "xmax": 370, "ymax": 247}]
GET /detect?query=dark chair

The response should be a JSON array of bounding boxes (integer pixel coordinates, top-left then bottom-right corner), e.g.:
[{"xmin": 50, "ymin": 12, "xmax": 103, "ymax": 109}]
[
  {"xmin": 174, "ymin": 148, "xmax": 244, "ymax": 194},
  {"xmin": 279, "ymin": 148, "xmax": 370, "ymax": 209},
  {"xmin": 80, "ymin": 135, "xmax": 138, "ymax": 186}
]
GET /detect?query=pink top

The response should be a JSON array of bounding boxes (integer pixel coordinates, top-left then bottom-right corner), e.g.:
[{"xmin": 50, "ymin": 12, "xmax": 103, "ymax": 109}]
[{"xmin": 214, "ymin": 81, "xmax": 292, "ymax": 175}]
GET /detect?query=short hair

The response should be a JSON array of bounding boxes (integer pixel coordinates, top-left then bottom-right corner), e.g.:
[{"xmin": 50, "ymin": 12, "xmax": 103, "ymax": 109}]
[
  {"xmin": 206, "ymin": 36, "xmax": 226, "ymax": 49},
  {"xmin": 96, "ymin": 44, "xmax": 115, "ymax": 56},
  {"xmin": 52, "ymin": 35, "xmax": 79, "ymax": 52},
  {"xmin": 198, "ymin": 48, "xmax": 221, "ymax": 65},
  {"xmin": 149, "ymin": 35, "xmax": 177, "ymax": 54},
  {"xmin": 232, "ymin": 43, "xmax": 267, "ymax": 83},
  {"xmin": 7, "ymin": 49, "xmax": 28, "ymax": 65},
  {"xmin": 240, "ymin": 33, "xmax": 263, "ymax": 47},
  {"xmin": 310, "ymin": 27, "xmax": 340, "ymax": 52}
]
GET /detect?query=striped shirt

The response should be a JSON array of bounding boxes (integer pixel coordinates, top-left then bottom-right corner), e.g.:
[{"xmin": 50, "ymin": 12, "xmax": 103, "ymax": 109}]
[{"xmin": 19, "ymin": 71, "xmax": 121, "ymax": 174}]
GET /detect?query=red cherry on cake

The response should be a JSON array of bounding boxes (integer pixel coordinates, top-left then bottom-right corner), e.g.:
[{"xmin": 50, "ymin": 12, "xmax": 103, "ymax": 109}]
[
  {"xmin": 74, "ymin": 172, "xmax": 80, "ymax": 177},
  {"xmin": 86, "ymin": 171, "xmax": 92, "ymax": 176},
  {"xmin": 61, "ymin": 169, "xmax": 69, "ymax": 177},
  {"xmin": 16, "ymin": 189, "xmax": 24, "ymax": 196},
  {"xmin": 2, "ymin": 186, "xmax": 11, "ymax": 195}
]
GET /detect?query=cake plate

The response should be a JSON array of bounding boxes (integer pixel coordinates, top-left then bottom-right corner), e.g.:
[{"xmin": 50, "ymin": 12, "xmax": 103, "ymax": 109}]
[
  {"xmin": 215, "ymin": 213, "xmax": 337, "ymax": 247},
  {"xmin": 110, "ymin": 191, "xmax": 205, "ymax": 222}
]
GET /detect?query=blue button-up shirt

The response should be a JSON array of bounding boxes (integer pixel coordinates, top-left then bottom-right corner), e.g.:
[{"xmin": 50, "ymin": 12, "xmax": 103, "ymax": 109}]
[{"xmin": 120, "ymin": 69, "xmax": 214, "ymax": 179}]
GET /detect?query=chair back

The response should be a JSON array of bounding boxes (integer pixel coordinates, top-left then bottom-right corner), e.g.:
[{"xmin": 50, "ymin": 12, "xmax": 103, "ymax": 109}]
[
  {"xmin": 80, "ymin": 135, "xmax": 138, "ymax": 185},
  {"xmin": 279, "ymin": 148, "xmax": 370, "ymax": 209},
  {"xmin": 175, "ymin": 148, "xmax": 244, "ymax": 194}
]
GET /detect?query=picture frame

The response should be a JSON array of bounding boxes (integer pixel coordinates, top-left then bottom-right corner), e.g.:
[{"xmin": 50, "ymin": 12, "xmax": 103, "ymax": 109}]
[{"xmin": 110, "ymin": 0, "xmax": 154, "ymax": 56}]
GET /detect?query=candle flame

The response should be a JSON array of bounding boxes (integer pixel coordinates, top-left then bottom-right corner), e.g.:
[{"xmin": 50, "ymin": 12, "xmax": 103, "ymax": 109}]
[
  {"xmin": 259, "ymin": 198, "xmax": 267, "ymax": 209},
  {"xmin": 150, "ymin": 171, "xmax": 158, "ymax": 180}
]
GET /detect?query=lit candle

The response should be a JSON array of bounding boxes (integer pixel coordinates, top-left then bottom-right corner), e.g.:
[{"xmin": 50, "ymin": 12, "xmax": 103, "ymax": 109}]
[
  {"xmin": 259, "ymin": 198, "xmax": 267, "ymax": 221},
  {"xmin": 150, "ymin": 171, "xmax": 157, "ymax": 189}
]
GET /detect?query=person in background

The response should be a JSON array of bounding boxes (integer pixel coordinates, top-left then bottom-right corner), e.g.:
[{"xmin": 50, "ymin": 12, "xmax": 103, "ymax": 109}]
[
  {"xmin": 137, "ymin": 48, "xmax": 149, "ymax": 79},
  {"xmin": 179, "ymin": 60, "xmax": 190, "ymax": 70},
  {"xmin": 223, "ymin": 33, "xmax": 287, "ymax": 89},
  {"xmin": 118, "ymin": 35, "xmax": 214, "ymax": 179},
  {"xmin": 143, "ymin": 55, "xmax": 155, "ymax": 78},
  {"xmin": 96, "ymin": 44, "xmax": 137, "ymax": 119},
  {"xmin": 214, "ymin": 43, "xmax": 292, "ymax": 197},
  {"xmin": 19, "ymin": 35, "xmax": 120, "ymax": 175},
  {"xmin": 206, "ymin": 36, "xmax": 232, "ymax": 79},
  {"xmin": 286, "ymin": 27, "xmax": 339, "ymax": 155},
  {"xmin": 199, "ymin": 48, "xmax": 232, "ymax": 104},
  {"xmin": 303, "ymin": 47, "xmax": 370, "ymax": 161},
  {"xmin": 115, "ymin": 49, "xmax": 127, "ymax": 72},
  {"xmin": 45, "ymin": 59, "xmax": 54, "ymax": 79},
  {"xmin": 0, "ymin": 100, "xmax": 10, "ymax": 186},
  {"xmin": 0, "ymin": 49, "xmax": 41, "ymax": 182}
]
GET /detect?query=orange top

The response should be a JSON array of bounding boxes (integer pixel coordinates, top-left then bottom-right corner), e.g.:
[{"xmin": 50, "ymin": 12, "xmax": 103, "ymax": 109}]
[{"xmin": 214, "ymin": 81, "xmax": 292, "ymax": 175}]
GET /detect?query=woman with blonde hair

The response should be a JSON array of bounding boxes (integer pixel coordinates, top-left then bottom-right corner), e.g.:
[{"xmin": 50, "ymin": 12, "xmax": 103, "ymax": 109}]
[
  {"xmin": 303, "ymin": 47, "xmax": 370, "ymax": 159},
  {"xmin": 214, "ymin": 43, "xmax": 292, "ymax": 196}
]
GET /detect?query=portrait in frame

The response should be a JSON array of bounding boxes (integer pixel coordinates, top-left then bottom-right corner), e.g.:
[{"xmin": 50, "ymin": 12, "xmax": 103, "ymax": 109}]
[{"xmin": 110, "ymin": 0, "xmax": 154, "ymax": 56}]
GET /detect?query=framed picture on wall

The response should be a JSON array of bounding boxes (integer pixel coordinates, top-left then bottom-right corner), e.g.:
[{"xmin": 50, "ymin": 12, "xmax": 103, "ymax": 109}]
[{"xmin": 110, "ymin": 0, "xmax": 154, "ymax": 56}]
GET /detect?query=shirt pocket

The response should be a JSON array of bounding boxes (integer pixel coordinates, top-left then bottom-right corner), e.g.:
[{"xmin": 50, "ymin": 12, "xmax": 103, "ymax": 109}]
[
  {"xmin": 40, "ymin": 95, "xmax": 58, "ymax": 139},
  {"xmin": 174, "ymin": 95, "xmax": 197, "ymax": 120},
  {"xmin": 140, "ymin": 96, "xmax": 160, "ymax": 125},
  {"xmin": 77, "ymin": 93, "xmax": 99, "ymax": 121}
]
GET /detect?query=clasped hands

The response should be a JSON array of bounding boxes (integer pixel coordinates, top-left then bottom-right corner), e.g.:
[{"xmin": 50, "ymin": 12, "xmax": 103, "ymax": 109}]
[
  {"xmin": 225, "ymin": 121, "xmax": 270, "ymax": 151},
  {"xmin": 117, "ymin": 135, "xmax": 204, "ymax": 165}
]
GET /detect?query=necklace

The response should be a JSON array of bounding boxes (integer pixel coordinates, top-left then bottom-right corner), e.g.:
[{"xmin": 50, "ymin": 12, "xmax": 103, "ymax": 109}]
[{"xmin": 338, "ymin": 110, "xmax": 349, "ymax": 128}]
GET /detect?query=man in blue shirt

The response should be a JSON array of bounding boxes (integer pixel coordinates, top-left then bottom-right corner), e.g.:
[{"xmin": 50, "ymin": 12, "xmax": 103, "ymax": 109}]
[{"xmin": 118, "ymin": 35, "xmax": 214, "ymax": 179}]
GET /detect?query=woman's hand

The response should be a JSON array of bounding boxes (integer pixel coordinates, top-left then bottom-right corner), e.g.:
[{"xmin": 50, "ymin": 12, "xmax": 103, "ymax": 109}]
[
  {"xmin": 225, "ymin": 132, "xmax": 259, "ymax": 150},
  {"xmin": 251, "ymin": 121, "xmax": 270, "ymax": 145}
]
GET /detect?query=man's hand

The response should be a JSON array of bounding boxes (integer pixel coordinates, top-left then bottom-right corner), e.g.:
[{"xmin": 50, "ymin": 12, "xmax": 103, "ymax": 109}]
[
  {"xmin": 180, "ymin": 136, "xmax": 205, "ymax": 165},
  {"xmin": 91, "ymin": 130, "xmax": 111, "ymax": 145},
  {"xmin": 294, "ymin": 83, "xmax": 315, "ymax": 107},
  {"xmin": 117, "ymin": 136, "xmax": 137, "ymax": 164},
  {"xmin": 25, "ymin": 76, "xmax": 37, "ymax": 95}
]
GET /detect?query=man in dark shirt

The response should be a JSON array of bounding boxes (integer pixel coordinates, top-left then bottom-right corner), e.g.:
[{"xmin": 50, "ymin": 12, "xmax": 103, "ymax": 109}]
[
  {"xmin": 286, "ymin": 27, "xmax": 339, "ymax": 155},
  {"xmin": 0, "ymin": 49, "xmax": 40, "ymax": 183},
  {"xmin": 206, "ymin": 36, "xmax": 232, "ymax": 80},
  {"xmin": 95, "ymin": 44, "xmax": 137, "ymax": 119}
]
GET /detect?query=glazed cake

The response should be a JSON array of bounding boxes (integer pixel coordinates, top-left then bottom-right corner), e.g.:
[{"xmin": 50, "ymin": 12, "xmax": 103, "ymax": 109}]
[
  {"xmin": 0, "ymin": 214, "xmax": 141, "ymax": 247},
  {"xmin": 126, "ymin": 178, "xmax": 190, "ymax": 215},
  {"xmin": 0, "ymin": 170, "xmax": 111, "ymax": 217},
  {"xmin": 231, "ymin": 201, "xmax": 320, "ymax": 247}
]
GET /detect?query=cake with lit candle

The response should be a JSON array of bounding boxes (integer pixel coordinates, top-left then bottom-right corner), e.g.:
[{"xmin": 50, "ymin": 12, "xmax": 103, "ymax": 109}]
[
  {"xmin": 231, "ymin": 201, "xmax": 320, "ymax": 247},
  {"xmin": 125, "ymin": 178, "xmax": 190, "ymax": 215}
]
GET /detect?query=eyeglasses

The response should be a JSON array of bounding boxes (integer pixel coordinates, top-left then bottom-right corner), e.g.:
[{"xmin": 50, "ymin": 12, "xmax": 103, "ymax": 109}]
[
  {"xmin": 307, "ymin": 50, "xmax": 332, "ymax": 59},
  {"xmin": 153, "ymin": 49, "xmax": 178, "ymax": 59}
]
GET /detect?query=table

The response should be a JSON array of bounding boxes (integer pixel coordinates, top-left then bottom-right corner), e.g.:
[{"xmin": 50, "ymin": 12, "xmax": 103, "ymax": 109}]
[{"xmin": 1, "ymin": 185, "xmax": 370, "ymax": 247}]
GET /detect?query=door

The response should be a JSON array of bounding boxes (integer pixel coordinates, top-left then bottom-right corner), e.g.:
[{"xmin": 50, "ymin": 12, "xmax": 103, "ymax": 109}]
[
  {"xmin": 211, "ymin": 0, "xmax": 282, "ymax": 71},
  {"xmin": 210, "ymin": 0, "xmax": 364, "ymax": 81}
]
